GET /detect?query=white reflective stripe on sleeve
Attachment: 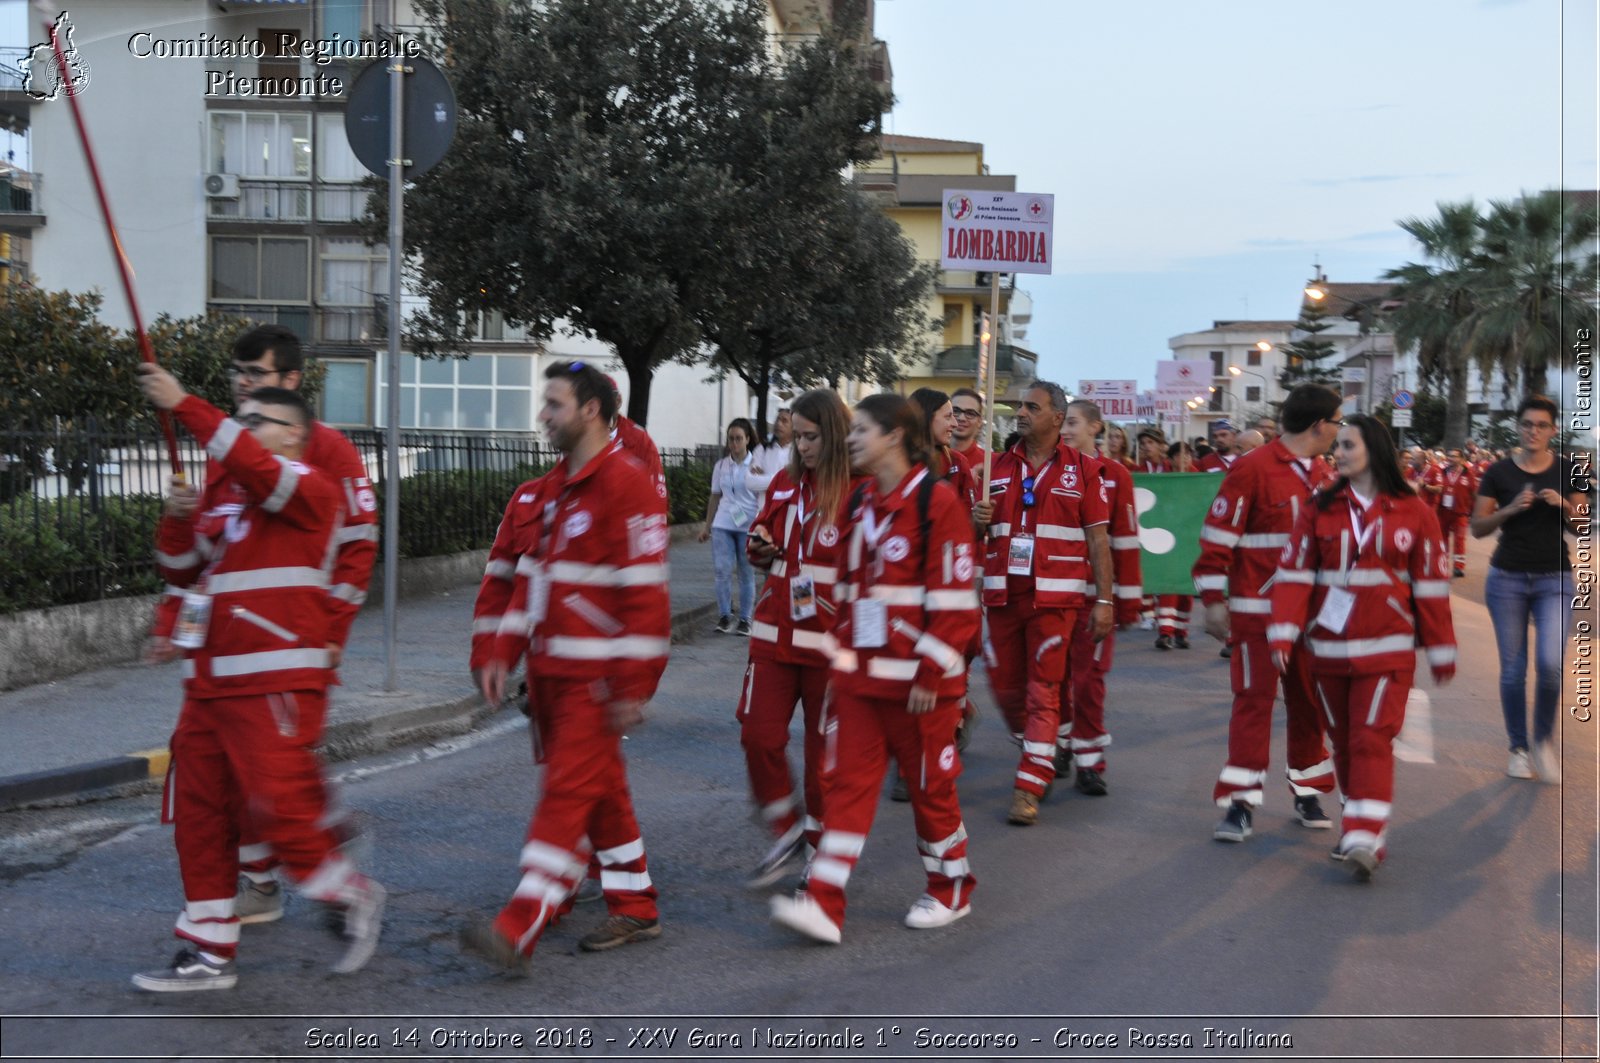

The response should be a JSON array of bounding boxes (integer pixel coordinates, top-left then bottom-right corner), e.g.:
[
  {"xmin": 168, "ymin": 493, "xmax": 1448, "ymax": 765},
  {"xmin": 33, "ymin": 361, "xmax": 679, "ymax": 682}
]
[
  {"xmin": 1316, "ymin": 569, "xmax": 1410, "ymax": 587},
  {"xmin": 1413, "ymin": 580, "xmax": 1450, "ymax": 598},
  {"xmin": 547, "ymin": 560, "xmax": 670, "ymax": 587},
  {"xmin": 791, "ymin": 629, "xmax": 832, "ymax": 651},
  {"xmin": 207, "ymin": 418, "xmax": 243, "ymax": 462},
  {"xmin": 865, "ymin": 657, "xmax": 921, "ymax": 681},
  {"xmin": 596, "ymin": 838, "xmax": 645, "ymax": 865},
  {"xmin": 1035, "ymin": 524, "xmax": 1085, "ymax": 541},
  {"xmin": 818, "ymin": 831, "xmax": 867, "ymax": 857},
  {"xmin": 1306, "ymin": 634, "xmax": 1417, "ymax": 658},
  {"xmin": 336, "ymin": 524, "xmax": 380, "ymax": 544},
  {"xmin": 485, "ymin": 559, "xmax": 515, "ymax": 580},
  {"xmin": 261, "ymin": 456, "xmax": 301, "ymax": 513},
  {"xmin": 330, "ymin": 583, "xmax": 367, "ymax": 605},
  {"xmin": 807, "ymin": 856, "xmax": 852, "ymax": 888},
  {"xmin": 924, "ymin": 588, "xmax": 978, "ymax": 610},
  {"xmin": 1194, "ymin": 574, "xmax": 1229, "ymax": 591},
  {"xmin": 206, "ymin": 648, "xmax": 330, "ymax": 677},
  {"xmin": 1275, "ymin": 569, "xmax": 1315, "ymax": 584},
  {"xmin": 1116, "ymin": 585, "xmax": 1143, "ymax": 599},
  {"xmin": 1229, "ymin": 597, "xmax": 1272, "ymax": 614},
  {"xmin": 1111, "ymin": 536, "xmax": 1142, "ymax": 550},
  {"xmin": 156, "ymin": 549, "xmax": 201, "ymax": 569},
  {"xmin": 600, "ymin": 870, "xmax": 653, "ymax": 892},
  {"xmin": 1343, "ymin": 799, "xmax": 1392, "ymax": 821},
  {"xmin": 1200, "ymin": 525, "xmax": 1241, "ymax": 548},
  {"xmin": 989, "ymin": 523, "xmax": 1012, "ymax": 537},
  {"xmin": 802, "ymin": 563, "xmax": 837, "ymax": 583},
  {"xmin": 1034, "ymin": 578, "xmax": 1088, "ymax": 594},
  {"xmin": 769, "ymin": 559, "xmax": 789, "ymax": 578},
  {"xmin": 1240, "ymin": 533, "xmax": 1290, "ymax": 548},
  {"xmin": 543, "ymin": 635, "xmax": 671, "ymax": 660},
  {"xmin": 1218, "ymin": 765, "xmax": 1266, "ymax": 786},
  {"xmin": 868, "ymin": 585, "xmax": 925, "ymax": 606},
  {"xmin": 205, "ymin": 566, "xmax": 330, "ymax": 594},
  {"xmin": 496, "ymin": 611, "xmax": 531, "ymax": 636},
  {"xmin": 983, "ymin": 576, "xmax": 1007, "ymax": 591},
  {"xmin": 182, "ymin": 659, "xmax": 196, "ymax": 679},
  {"xmin": 912, "ymin": 632, "xmax": 963, "ymax": 674},
  {"xmin": 749, "ymin": 620, "xmax": 780, "ymax": 642},
  {"xmin": 1266, "ymin": 623, "xmax": 1301, "ymax": 643},
  {"xmin": 1426, "ymin": 645, "xmax": 1458, "ymax": 667},
  {"xmin": 238, "ymin": 843, "xmax": 273, "ymax": 862},
  {"xmin": 515, "ymin": 556, "xmax": 540, "ymax": 576},
  {"xmin": 520, "ymin": 840, "xmax": 584, "ymax": 880},
  {"xmin": 472, "ymin": 616, "xmax": 503, "ymax": 634}
]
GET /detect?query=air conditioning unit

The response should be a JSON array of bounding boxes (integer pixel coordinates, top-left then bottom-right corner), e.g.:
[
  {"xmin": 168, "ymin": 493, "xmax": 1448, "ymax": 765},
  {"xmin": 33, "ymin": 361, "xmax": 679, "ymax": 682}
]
[{"xmin": 203, "ymin": 173, "xmax": 240, "ymax": 200}]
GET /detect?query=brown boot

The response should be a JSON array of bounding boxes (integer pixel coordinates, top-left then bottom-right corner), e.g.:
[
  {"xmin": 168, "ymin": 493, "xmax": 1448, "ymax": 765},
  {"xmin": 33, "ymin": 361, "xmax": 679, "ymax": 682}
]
[{"xmin": 1007, "ymin": 788, "xmax": 1039, "ymax": 826}]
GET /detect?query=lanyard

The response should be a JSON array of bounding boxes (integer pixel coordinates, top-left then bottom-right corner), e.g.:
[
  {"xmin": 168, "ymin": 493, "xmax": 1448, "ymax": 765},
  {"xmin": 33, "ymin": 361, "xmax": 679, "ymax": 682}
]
[
  {"xmin": 1017, "ymin": 455, "xmax": 1055, "ymax": 534},
  {"xmin": 792, "ymin": 481, "xmax": 816, "ymax": 564},
  {"xmin": 1287, "ymin": 457, "xmax": 1317, "ymax": 491},
  {"xmin": 1346, "ymin": 495, "xmax": 1375, "ymax": 568}
]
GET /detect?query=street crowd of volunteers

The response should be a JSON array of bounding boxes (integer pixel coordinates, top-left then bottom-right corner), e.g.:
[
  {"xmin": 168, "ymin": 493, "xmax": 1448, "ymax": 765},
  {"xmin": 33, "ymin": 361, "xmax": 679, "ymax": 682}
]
[{"xmin": 124, "ymin": 325, "xmax": 1587, "ymax": 988}]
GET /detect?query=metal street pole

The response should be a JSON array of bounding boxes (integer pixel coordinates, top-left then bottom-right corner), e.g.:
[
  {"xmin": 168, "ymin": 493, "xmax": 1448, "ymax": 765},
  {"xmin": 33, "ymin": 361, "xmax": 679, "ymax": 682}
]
[
  {"xmin": 383, "ymin": 58, "xmax": 408, "ymax": 693},
  {"xmin": 980, "ymin": 271, "xmax": 1001, "ymax": 493}
]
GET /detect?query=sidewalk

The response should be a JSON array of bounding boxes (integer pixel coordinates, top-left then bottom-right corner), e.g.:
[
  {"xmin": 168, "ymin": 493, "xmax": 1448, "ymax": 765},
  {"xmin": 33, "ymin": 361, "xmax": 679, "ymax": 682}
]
[{"xmin": 0, "ymin": 539, "xmax": 720, "ymax": 810}]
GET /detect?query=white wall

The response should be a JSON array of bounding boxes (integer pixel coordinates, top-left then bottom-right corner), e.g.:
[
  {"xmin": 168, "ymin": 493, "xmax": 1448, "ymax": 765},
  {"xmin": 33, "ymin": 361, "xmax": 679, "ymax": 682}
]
[{"xmin": 29, "ymin": 1, "xmax": 208, "ymax": 327}]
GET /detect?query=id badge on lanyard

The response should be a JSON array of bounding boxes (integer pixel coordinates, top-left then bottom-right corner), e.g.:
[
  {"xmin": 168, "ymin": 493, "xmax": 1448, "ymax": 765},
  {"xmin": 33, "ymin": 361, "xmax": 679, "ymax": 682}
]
[
  {"xmin": 1316, "ymin": 500, "xmax": 1372, "ymax": 635},
  {"xmin": 172, "ymin": 591, "xmax": 213, "ymax": 649},
  {"xmin": 789, "ymin": 489, "xmax": 818, "ymax": 622},
  {"xmin": 1007, "ymin": 534, "xmax": 1035, "ymax": 575},
  {"xmin": 853, "ymin": 502, "xmax": 891, "ymax": 648}
]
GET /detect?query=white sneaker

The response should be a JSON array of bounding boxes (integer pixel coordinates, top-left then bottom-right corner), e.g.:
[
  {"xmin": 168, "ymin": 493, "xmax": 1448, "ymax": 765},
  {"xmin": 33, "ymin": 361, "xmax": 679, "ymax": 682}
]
[
  {"xmin": 1531, "ymin": 741, "xmax": 1561, "ymax": 785},
  {"xmin": 331, "ymin": 878, "xmax": 385, "ymax": 975},
  {"xmin": 1139, "ymin": 617, "xmax": 1155, "ymax": 631},
  {"xmin": 769, "ymin": 892, "xmax": 841, "ymax": 944},
  {"xmin": 1506, "ymin": 749, "xmax": 1534, "ymax": 779},
  {"xmin": 903, "ymin": 893, "xmax": 970, "ymax": 930}
]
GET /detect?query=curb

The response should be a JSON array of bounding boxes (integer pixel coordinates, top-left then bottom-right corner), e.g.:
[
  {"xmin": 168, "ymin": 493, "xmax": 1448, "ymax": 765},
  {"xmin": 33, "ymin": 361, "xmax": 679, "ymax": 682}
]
[{"xmin": 0, "ymin": 598, "xmax": 716, "ymax": 813}]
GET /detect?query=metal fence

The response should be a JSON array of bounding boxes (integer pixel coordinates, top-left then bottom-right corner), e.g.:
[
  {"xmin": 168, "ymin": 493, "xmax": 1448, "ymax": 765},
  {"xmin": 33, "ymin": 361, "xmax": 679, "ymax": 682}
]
[{"xmin": 1, "ymin": 420, "xmax": 717, "ymax": 612}]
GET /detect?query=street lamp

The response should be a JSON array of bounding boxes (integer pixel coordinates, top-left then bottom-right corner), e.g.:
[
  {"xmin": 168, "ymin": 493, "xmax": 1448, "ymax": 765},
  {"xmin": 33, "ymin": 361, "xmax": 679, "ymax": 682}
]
[{"xmin": 1228, "ymin": 364, "xmax": 1270, "ymax": 395}]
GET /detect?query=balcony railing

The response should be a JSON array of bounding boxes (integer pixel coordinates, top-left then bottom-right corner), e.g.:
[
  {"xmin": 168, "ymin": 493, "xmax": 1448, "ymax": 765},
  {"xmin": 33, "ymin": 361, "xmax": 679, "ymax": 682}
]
[
  {"xmin": 0, "ymin": 170, "xmax": 41, "ymax": 215},
  {"xmin": 930, "ymin": 343, "xmax": 1039, "ymax": 379},
  {"xmin": 207, "ymin": 179, "xmax": 371, "ymax": 224},
  {"xmin": 318, "ymin": 306, "xmax": 384, "ymax": 345}
]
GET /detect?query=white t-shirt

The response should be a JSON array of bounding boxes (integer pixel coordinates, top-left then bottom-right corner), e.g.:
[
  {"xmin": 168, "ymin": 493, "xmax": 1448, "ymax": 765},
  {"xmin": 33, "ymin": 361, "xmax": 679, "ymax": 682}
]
[{"xmin": 711, "ymin": 454, "xmax": 775, "ymax": 532}]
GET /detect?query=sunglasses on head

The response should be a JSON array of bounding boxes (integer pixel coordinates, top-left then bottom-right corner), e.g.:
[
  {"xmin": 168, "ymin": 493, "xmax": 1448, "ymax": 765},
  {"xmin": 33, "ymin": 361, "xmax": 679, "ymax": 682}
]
[{"xmin": 239, "ymin": 411, "xmax": 295, "ymax": 429}]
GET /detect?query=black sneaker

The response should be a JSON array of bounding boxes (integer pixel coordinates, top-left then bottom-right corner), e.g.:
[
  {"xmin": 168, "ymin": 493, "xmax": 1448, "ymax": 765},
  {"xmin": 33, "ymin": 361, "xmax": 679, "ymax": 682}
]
[
  {"xmin": 890, "ymin": 775, "xmax": 910, "ymax": 802},
  {"xmin": 1074, "ymin": 767, "xmax": 1108, "ymax": 796},
  {"xmin": 747, "ymin": 827, "xmax": 805, "ymax": 890},
  {"xmin": 1174, "ymin": 635, "xmax": 1190, "ymax": 649},
  {"xmin": 1219, "ymin": 645, "xmax": 1232, "ymax": 658},
  {"xmin": 131, "ymin": 948, "xmax": 237, "ymax": 992},
  {"xmin": 735, "ymin": 619, "xmax": 752, "ymax": 637},
  {"xmin": 1154, "ymin": 634, "xmax": 1173, "ymax": 650},
  {"xmin": 715, "ymin": 614, "xmax": 734, "ymax": 634},
  {"xmin": 1293, "ymin": 795, "xmax": 1333, "ymax": 829},
  {"xmin": 1213, "ymin": 802, "xmax": 1253, "ymax": 842},
  {"xmin": 1052, "ymin": 746, "xmax": 1073, "ymax": 780}
]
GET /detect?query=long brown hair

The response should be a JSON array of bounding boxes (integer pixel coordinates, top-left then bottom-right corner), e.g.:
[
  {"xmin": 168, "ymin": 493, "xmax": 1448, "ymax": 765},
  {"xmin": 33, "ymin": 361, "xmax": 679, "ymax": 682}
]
[{"xmin": 788, "ymin": 389, "xmax": 852, "ymax": 523}]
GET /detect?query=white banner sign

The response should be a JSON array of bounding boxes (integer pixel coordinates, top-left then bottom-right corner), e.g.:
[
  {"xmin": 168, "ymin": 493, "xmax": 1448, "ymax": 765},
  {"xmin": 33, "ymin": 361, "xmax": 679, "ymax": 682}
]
[
  {"xmin": 941, "ymin": 189, "xmax": 1055, "ymax": 275},
  {"xmin": 1079, "ymin": 379, "xmax": 1138, "ymax": 418},
  {"xmin": 1136, "ymin": 390, "xmax": 1156, "ymax": 420},
  {"xmin": 1155, "ymin": 360, "xmax": 1212, "ymax": 406},
  {"xmin": 1391, "ymin": 408, "xmax": 1413, "ymax": 427},
  {"xmin": 1342, "ymin": 366, "xmax": 1367, "ymax": 383}
]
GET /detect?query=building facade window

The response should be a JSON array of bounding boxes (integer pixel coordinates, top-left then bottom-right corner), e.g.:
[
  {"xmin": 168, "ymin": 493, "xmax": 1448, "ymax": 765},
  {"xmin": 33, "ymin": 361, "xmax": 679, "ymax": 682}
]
[
  {"xmin": 320, "ymin": 358, "xmax": 371, "ymax": 426},
  {"xmin": 209, "ymin": 112, "xmax": 311, "ymax": 179},
  {"xmin": 1209, "ymin": 350, "xmax": 1226, "ymax": 376},
  {"xmin": 1246, "ymin": 386, "xmax": 1261, "ymax": 402},
  {"xmin": 211, "ymin": 235, "xmax": 310, "ymax": 302},
  {"xmin": 319, "ymin": 237, "xmax": 386, "ymax": 344},
  {"xmin": 1247, "ymin": 349, "xmax": 1261, "ymax": 366},
  {"xmin": 375, "ymin": 352, "xmax": 538, "ymax": 430},
  {"xmin": 314, "ymin": 114, "xmax": 368, "ymax": 222}
]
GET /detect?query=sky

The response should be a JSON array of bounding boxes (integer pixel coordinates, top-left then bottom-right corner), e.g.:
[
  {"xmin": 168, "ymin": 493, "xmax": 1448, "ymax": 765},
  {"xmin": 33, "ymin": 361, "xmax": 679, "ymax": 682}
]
[{"xmin": 874, "ymin": 0, "xmax": 1599, "ymax": 392}]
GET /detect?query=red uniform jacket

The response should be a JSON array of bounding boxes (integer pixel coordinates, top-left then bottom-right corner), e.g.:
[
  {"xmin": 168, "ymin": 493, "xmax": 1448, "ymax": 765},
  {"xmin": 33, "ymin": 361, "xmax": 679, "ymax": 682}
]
[
  {"xmin": 1268, "ymin": 485, "xmax": 1457, "ymax": 679},
  {"xmin": 614, "ymin": 415, "xmax": 664, "ymax": 492},
  {"xmin": 154, "ymin": 397, "xmax": 339, "ymax": 698},
  {"xmin": 745, "ymin": 469, "xmax": 862, "ymax": 668},
  {"xmin": 983, "ymin": 440, "xmax": 1110, "ymax": 611},
  {"xmin": 934, "ymin": 446, "xmax": 979, "ymax": 516},
  {"xmin": 1191, "ymin": 438, "xmax": 1335, "ymax": 632},
  {"xmin": 1195, "ymin": 452, "xmax": 1237, "ymax": 474},
  {"xmin": 1137, "ymin": 458, "xmax": 1170, "ymax": 473},
  {"xmin": 1432, "ymin": 464, "xmax": 1476, "ymax": 521},
  {"xmin": 1095, "ymin": 459, "xmax": 1145, "ymax": 625},
  {"xmin": 153, "ymin": 421, "xmax": 376, "ymax": 649},
  {"xmin": 474, "ymin": 442, "xmax": 669, "ymax": 704},
  {"xmin": 826, "ymin": 467, "xmax": 981, "ymax": 701}
]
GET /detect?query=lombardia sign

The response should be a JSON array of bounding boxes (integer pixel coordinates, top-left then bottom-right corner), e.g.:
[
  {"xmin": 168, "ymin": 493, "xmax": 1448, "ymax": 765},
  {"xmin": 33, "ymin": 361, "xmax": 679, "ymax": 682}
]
[{"xmin": 941, "ymin": 189, "xmax": 1055, "ymax": 275}]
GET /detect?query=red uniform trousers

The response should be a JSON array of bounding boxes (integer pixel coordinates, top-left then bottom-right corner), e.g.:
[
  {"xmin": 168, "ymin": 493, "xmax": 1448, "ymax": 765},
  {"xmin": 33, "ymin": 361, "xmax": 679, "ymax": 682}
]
[
  {"xmin": 234, "ymin": 699, "xmax": 351, "ymax": 883},
  {"xmin": 805, "ymin": 690, "xmax": 974, "ymax": 928},
  {"xmin": 1062, "ymin": 621, "xmax": 1114, "ymax": 771},
  {"xmin": 986, "ymin": 592, "xmax": 1076, "ymax": 797},
  {"xmin": 494, "ymin": 677, "xmax": 657, "ymax": 956},
  {"xmin": 1156, "ymin": 595, "xmax": 1192, "ymax": 638},
  {"xmin": 1212, "ymin": 633, "xmax": 1335, "ymax": 807},
  {"xmin": 736, "ymin": 659, "xmax": 828, "ymax": 851},
  {"xmin": 168, "ymin": 691, "xmax": 363, "ymax": 957},
  {"xmin": 1310, "ymin": 670, "xmax": 1410, "ymax": 862},
  {"xmin": 1438, "ymin": 514, "xmax": 1468, "ymax": 572}
]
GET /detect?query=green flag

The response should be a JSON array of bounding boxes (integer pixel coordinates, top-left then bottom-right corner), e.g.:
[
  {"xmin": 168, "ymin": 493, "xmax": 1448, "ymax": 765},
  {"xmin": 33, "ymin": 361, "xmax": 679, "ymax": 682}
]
[{"xmin": 1131, "ymin": 472, "xmax": 1224, "ymax": 596}]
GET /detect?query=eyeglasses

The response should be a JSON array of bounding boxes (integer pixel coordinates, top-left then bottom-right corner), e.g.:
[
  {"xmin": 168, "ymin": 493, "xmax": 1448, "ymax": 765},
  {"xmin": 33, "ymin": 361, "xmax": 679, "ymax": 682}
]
[
  {"xmin": 1021, "ymin": 475, "xmax": 1037, "ymax": 508},
  {"xmin": 229, "ymin": 364, "xmax": 280, "ymax": 382},
  {"xmin": 952, "ymin": 406, "xmax": 982, "ymax": 419},
  {"xmin": 1518, "ymin": 419, "xmax": 1555, "ymax": 431},
  {"xmin": 238, "ymin": 412, "xmax": 296, "ymax": 429}
]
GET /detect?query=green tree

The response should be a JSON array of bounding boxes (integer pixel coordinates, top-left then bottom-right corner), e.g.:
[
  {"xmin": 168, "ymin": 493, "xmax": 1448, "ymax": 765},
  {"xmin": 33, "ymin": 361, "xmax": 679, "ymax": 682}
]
[
  {"xmin": 400, "ymin": 0, "xmax": 775, "ymax": 426},
  {"xmin": 1472, "ymin": 190, "xmax": 1598, "ymax": 397},
  {"xmin": 1277, "ymin": 298, "xmax": 1342, "ymax": 390}
]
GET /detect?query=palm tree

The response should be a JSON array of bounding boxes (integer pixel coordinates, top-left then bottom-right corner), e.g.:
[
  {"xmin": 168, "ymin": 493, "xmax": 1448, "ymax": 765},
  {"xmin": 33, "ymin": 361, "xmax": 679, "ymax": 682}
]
[
  {"xmin": 1383, "ymin": 200, "xmax": 1486, "ymax": 447},
  {"xmin": 1472, "ymin": 190, "xmax": 1599, "ymax": 397}
]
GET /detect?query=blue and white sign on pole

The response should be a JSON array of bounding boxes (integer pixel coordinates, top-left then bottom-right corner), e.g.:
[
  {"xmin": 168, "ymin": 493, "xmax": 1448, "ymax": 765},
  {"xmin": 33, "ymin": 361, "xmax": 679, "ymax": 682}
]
[{"xmin": 1392, "ymin": 389, "xmax": 1416, "ymax": 410}]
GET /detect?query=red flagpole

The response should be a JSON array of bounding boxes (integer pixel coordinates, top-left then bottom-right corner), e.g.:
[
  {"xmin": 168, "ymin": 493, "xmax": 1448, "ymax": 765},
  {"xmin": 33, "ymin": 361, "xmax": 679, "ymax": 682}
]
[{"xmin": 46, "ymin": 17, "xmax": 183, "ymax": 476}]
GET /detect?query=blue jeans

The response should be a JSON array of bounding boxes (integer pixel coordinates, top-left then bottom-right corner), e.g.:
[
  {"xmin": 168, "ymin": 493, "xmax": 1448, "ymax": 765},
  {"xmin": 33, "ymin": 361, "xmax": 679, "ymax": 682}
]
[
  {"xmin": 712, "ymin": 527, "xmax": 755, "ymax": 621},
  {"xmin": 1485, "ymin": 565, "xmax": 1575, "ymax": 751}
]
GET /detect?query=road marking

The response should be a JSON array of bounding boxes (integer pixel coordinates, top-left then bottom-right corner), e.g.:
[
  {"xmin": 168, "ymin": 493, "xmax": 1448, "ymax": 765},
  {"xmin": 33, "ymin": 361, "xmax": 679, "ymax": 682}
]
[
  {"xmin": 1395, "ymin": 687, "xmax": 1434, "ymax": 763},
  {"xmin": 333, "ymin": 713, "xmax": 527, "ymax": 784}
]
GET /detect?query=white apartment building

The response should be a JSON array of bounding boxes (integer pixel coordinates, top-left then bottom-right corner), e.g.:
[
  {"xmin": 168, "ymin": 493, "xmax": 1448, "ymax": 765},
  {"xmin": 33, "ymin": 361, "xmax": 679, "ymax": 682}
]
[{"xmin": 1166, "ymin": 319, "xmax": 1297, "ymax": 439}]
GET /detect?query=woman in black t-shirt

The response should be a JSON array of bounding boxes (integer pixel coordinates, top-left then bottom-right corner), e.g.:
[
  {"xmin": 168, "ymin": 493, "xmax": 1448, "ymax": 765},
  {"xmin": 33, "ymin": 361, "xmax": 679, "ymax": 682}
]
[{"xmin": 1470, "ymin": 395, "xmax": 1593, "ymax": 782}]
